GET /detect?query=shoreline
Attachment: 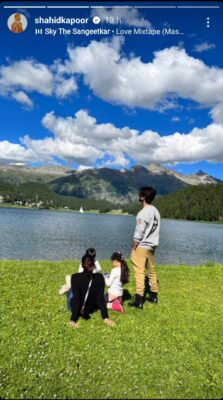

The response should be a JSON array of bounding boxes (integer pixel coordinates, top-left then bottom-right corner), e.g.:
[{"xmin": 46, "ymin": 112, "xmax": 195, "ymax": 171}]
[
  {"xmin": 0, "ymin": 202, "xmax": 131, "ymax": 216},
  {"xmin": 0, "ymin": 202, "xmax": 222, "ymax": 224}
]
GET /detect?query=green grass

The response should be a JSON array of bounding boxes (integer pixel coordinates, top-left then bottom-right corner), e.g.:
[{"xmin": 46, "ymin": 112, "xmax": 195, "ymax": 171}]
[
  {"xmin": 1, "ymin": 261, "xmax": 223, "ymax": 399},
  {"xmin": 0, "ymin": 203, "xmax": 31, "ymax": 209}
]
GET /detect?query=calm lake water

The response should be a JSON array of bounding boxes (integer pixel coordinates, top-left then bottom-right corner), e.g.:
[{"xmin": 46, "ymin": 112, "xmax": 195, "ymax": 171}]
[{"xmin": 0, "ymin": 207, "xmax": 222, "ymax": 265}]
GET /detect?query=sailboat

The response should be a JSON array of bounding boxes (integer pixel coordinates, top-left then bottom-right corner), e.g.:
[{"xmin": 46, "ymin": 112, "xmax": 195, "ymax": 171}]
[{"xmin": 79, "ymin": 206, "xmax": 84, "ymax": 213}]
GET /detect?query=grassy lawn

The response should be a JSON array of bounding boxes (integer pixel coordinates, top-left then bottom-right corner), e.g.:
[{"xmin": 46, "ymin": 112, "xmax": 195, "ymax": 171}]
[{"xmin": 1, "ymin": 260, "xmax": 223, "ymax": 399}]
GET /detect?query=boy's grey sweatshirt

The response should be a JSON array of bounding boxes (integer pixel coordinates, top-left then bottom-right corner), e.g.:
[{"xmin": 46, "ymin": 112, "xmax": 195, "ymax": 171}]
[{"xmin": 134, "ymin": 205, "xmax": 161, "ymax": 250}]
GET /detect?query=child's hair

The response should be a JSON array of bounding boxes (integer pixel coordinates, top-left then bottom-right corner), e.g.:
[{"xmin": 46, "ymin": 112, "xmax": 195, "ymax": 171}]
[
  {"xmin": 111, "ymin": 252, "xmax": 130, "ymax": 285},
  {"xmin": 85, "ymin": 248, "xmax": 96, "ymax": 259},
  {"xmin": 82, "ymin": 255, "xmax": 95, "ymax": 273}
]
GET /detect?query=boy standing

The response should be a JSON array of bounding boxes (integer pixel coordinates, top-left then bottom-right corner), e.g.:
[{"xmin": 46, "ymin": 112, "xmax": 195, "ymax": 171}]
[{"xmin": 129, "ymin": 186, "xmax": 160, "ymax": 309}]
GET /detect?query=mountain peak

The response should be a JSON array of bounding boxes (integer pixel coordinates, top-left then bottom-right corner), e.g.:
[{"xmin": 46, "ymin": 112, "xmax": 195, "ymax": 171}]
[
  {"xmin": 131, "ymin": 165, "xmax": 147, "ymax": 171},
  {"xmin": 147, "ymin": 163, "xmax": 167, "ymax": 174},
  {"xmin": 196, "ymin": 170, "xmax": 207, "ymax": 176}
]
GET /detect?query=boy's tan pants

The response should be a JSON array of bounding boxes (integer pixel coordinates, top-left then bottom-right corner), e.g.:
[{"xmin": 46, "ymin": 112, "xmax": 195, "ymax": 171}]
[{"xmin": 131, "ymin": 246, "xmax": 158, "ymax": 296}]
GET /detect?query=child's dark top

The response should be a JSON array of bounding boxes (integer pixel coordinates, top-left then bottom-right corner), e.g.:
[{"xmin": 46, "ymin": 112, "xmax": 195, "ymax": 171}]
[{"xmin": 70, "ymin": 272, "xmax": 109, "ymax": 322}]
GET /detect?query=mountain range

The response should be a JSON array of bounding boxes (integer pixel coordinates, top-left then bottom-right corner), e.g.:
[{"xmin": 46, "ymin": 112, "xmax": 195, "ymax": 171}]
[{"xmin": 0, "ymin": 163, "xmax": 221, "ymax": 204}]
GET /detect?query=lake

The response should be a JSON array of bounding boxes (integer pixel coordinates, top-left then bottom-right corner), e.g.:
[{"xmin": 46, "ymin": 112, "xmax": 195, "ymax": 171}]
[{"xmin": 0, "ymin": 207, "xmax": 222, "ymax": 265}]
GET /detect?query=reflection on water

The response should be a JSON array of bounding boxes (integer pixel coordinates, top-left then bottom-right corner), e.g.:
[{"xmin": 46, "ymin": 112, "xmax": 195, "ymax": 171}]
[{"xmin": 0, "ymin": 207, "xmax": 222, "ymax": 265}]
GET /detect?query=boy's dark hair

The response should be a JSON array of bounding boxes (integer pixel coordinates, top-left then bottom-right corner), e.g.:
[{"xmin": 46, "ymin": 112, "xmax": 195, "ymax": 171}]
[
  {"xmin": 82, "ymin": 255, "xmax": 95, "ymax": 273},
  {"xmin": 139, "ymin": 186, "xmax": 157, "ymax": 204},
  {"xmin": 85, "ymin": 248, "xmax": 96, "ymax": 259},
  {"xmin": 111, "ymin": 252, "xmax": 130, "ymax": 285}
]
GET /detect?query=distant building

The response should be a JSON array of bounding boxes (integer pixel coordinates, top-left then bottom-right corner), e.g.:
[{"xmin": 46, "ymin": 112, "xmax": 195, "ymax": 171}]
[
  {"xmin": 15, "ymin": 201, "xmax": 23, "ymax": 205},
  {"xmin": 0, "ymin": 195, "xmax": 4, "ymax": 203}
]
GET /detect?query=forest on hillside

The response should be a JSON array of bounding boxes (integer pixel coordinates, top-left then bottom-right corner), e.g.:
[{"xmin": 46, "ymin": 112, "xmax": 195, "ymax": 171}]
[
  {"xmin": 0, "ymin": 181, "xmax": 222, "ymax": 222},
  {"xmin": 123, "ymin": 184, "xmax": 223, "ymax": 222},
  {"xmin": 0, "ymin": 181, "xmax": 116, "ymax": 213}
]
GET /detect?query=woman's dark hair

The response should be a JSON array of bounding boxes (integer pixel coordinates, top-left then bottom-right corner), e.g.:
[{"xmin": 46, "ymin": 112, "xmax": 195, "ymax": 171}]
[
  {"xmin": 82, "ymin": 255, "xmax": 95, "ymax": 273},
  {"xmin": 85, "ymin": 248, "xmax": 96, "ymax": 259},
  {"xmin": 111, "ymin": 252, "xmax": 130, "ymax": 285},
  {"xmin": 139, "ymin": 186, "xmax": 157, "ymax": 204}
]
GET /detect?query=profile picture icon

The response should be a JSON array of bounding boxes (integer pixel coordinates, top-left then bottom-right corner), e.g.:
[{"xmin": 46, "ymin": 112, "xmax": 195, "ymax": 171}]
[{"xmin": 7, "ymin": 13, "xmax": 27, "ymax": 33}]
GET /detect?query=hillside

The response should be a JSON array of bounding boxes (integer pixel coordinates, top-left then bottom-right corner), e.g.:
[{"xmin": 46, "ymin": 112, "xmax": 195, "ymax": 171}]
[
  {"xmin": 147, "ymin": 164, "xmax": 221, "ymax": 185},
  {"xmin": 122, "ymin": 184, "xmax": 223, "ymax": 221},
  {"xmin": 0, "ymin": 181, "xmax": 117, "ymax": 213},
  {"xmin": 0, "ymin": 165, "xmax": 222, "ymax": 219},
  {"xmin": 49, "ymin": 165, "xmax": 189, "ymax": 204},
  {"xmin": 0, "ymin": 164, "xmax": 221, "ymax": 206},
  {"xmin": 155, "ymin": 184, "xmax": 223, "ymax": 221},
  {"xmin": 0, "ymin": 165, "xmax": 69, "ymax": 185}
]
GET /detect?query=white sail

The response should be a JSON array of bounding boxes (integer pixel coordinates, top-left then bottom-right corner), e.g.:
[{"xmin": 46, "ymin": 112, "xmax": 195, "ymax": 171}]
[{"xmin": 79, "ymin": 206, "xmax": 84, "ymax": 213}]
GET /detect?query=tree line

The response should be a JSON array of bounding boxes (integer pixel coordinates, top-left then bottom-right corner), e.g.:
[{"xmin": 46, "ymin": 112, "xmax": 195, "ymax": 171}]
[
  {"xmin": 0, "ymin": 181, "xmax": 116, "ymax": 213},
  {"xmin": 0, "ymin": 180, "xmax": 222, "ymax": 221}
]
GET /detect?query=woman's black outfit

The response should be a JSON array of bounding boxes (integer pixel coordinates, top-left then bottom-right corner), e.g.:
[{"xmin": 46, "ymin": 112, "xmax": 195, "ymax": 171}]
[{"xmin": 70, "ymin": 272, "xmax": 109, "ymax": 322}]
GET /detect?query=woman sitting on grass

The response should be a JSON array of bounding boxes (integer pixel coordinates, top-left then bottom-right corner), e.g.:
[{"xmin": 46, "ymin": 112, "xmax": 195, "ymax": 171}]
[
  {"xmin": 70, "ymin": 254, "xmax": 115, "ymax": 329},
  {"xmin": 104, "ymin": 252, "xmax": 130, "ymax": 310},
  {"xmin": 59, "ymin": 247, "xmax": 101, "ymax": 311}
]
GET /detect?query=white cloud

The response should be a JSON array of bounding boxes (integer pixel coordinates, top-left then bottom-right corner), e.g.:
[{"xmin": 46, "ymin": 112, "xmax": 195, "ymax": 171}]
[
  {"xmin": 116, "ymin": 123, "xmax": 223, "ymax": 164},
  {"xmin": 11, "ymin": 91, "xmax": 33, "ymax": 108},
  {"xmin": 0, "ymin": 60, "xmax": 53, "ymax": 95},
  {"xmin": 42, "ymin": 109, "xmax": 133, "ymax": 144},
  {"xmin": 1, "ymin": 39, "xmax": 223, "ymax": 168},
  {"xmin": 21, "ymin": 110, "xmax": 109, "ymax": 166},
  {"xmin": 78, "ymin": 165, "xmax": 94, "ymax": 171},
  {"xmin": 0, "ymin": 58, "xmax": 77, "ymax": 106},
  {"xmin": 171, "ymin": 116, "xmax": 180, "ymax": 122},
  {"xmin": 193, "ymin": 42, "xmax": 216, "ymax": 53},
  {"xmin": 0, "ymin": 140, "xmax": 37, "ymax": 164},
  {"xmin": 1, "ymin": 109, "xmax": 223, "ymax": 167},
  {"xmin": 60, "ymin": 38, "xmax": 223, "ymax": 110},
  {"xmin": 54, "ymin": 76, "xmax": 77, "ymax": 98},
  {"xmin": 210, "ymin": 103, "xmax": 223, "ymax": 124},
  {"xmin": 1, "ymin": 39, "xmax": 223, "ymax": 113},
  {"xmin": 91, "ymin": 7, "xmax": 152, "ymax": 28}
]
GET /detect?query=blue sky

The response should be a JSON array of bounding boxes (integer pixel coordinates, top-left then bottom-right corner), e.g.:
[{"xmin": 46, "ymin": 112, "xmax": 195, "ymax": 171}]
[{"xmin": 0, "ymin": 1, "xmax": 223, "ymax": 179}]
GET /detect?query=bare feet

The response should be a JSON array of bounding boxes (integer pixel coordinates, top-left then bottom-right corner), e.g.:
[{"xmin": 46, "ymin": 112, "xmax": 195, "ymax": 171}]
[
  {"xmin": 104, "ymin": 318, "xmax": 116, "ymax": 327},
  {"xmin": 69, "ymin": 321, "xmax": 78, "ymax": 329},
  {"xmin": 59, "ymin": 284, "xmax": 69, "ymax": 295}
]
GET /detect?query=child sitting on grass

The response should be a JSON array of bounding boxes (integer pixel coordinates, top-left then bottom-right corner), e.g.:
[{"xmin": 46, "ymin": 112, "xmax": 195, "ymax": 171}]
[
  {"xmin": 78, "ymin": 248, "xmax": 101, "ymax": 273},
  {"xmin": 104, "ymin": 252, "xmax": 130, "ymax": 311},
  {"xmin": 59, "ymin": 248, "xmax": 101, "ymax": 310}
]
